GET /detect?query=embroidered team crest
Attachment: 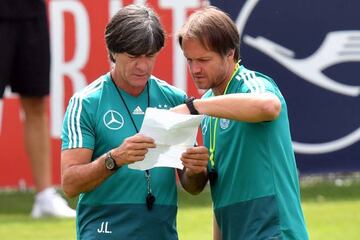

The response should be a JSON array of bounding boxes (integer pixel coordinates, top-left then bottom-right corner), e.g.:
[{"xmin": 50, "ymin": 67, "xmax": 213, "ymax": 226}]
[{"xmin": 219, "ymin": 118, "xmax": 230, "ymax": 130}]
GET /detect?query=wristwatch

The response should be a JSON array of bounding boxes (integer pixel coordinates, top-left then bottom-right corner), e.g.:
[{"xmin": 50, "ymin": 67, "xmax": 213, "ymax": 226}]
[
  {"xmin": 105, "ymin": 151, "xmax": 118, "ymax": 171},
  {"xmin": 185, "ymin": 97, "xmax": 199, "ymax": 115}
]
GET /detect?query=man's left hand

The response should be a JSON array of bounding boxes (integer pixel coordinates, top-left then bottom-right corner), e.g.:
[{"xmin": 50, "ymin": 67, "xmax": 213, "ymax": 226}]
[{"xmin": 181, "ymin": 146, "xmax": 208, "ymax": 176}]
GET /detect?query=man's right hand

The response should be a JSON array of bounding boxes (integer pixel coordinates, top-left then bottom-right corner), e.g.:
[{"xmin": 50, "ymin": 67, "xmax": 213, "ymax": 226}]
[{"xmin": 110, "ymin": 133, "xmax": 156, "ymax": 166}]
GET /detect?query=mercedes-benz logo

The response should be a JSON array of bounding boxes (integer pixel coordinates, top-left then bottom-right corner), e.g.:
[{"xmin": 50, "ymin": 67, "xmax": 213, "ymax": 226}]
[{"xmin": 103, "ymin": 110, "xmax": 124, "ymax": 130}]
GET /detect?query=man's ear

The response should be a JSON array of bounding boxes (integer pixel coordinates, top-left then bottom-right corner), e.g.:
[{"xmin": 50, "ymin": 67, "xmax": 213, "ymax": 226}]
[{"xmin": 227, "ymin": 49, "xmax": 235, "ymax": 58}]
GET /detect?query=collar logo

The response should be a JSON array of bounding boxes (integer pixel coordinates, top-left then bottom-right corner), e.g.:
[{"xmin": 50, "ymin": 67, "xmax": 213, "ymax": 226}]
[{"xmin": 103, "ymin": 110, "xmax": 124, "ymax": 130}]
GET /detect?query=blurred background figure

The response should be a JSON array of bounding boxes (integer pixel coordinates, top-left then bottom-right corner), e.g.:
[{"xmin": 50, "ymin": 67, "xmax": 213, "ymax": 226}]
[{"xmin": 0, "ymin": 0, "xmax": 75, "ymax": 218}]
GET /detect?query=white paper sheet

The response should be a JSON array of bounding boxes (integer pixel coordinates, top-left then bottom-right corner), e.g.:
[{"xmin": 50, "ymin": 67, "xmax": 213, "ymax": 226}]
[{"xmin": 128, "ymin": 108, "xmax": 204, "ymax": 171}]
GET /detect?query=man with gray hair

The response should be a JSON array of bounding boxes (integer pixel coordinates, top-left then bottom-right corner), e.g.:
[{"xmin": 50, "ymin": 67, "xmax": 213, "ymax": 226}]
[{"xmin": 61, "ymin": 4, "xmax": 208, "ymax": 240}]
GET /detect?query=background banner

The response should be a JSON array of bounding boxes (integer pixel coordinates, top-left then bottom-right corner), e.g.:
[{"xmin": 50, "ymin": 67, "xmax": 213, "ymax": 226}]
[
  {"xmin": 0, "ymin": 0, "xmax": 359, "ymax": 187},
  {"xmin": 210, "ymin": 0, "xmax": 360, "ymax": 174}
]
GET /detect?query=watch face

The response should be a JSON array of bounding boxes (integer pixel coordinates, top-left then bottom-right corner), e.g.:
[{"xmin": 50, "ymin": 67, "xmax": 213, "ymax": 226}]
[{"xmin": 105, "ymin": 156, "xmax": 116, "ymax": 170}]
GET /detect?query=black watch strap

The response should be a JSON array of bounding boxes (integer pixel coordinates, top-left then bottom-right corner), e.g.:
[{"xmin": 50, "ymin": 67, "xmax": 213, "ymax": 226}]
[{"xmin": 185, "ymin": 97, "xmax": 199, "ymax": 115}]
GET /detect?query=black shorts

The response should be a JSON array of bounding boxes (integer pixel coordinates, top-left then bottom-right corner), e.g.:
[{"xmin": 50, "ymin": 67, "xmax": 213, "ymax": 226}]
[{"xmin": 0, "ymin": 14, "xmax": 50, "ymax": 98}]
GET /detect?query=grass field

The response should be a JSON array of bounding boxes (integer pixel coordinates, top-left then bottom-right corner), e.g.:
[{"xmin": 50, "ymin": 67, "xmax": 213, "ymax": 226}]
[{"xmin": 1, "ymin": 174, "xmax": 360, "ymax": 239}]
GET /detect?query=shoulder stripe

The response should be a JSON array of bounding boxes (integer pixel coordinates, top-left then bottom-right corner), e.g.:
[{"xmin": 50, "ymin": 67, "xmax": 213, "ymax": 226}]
[
  {"xmin": 250, "ymin": 71, "xmax": 266, "ymax": 93},
  {"xmin": 240, "ymin": 71, "xmax": 266, "ymax": 93},
  {"xmin": 66, "ymin": 79, "xmax": 104, "ymax": 148},
  {"xmin": 240, "ymin": 72, "xmax": 256, "ymax": 92},
  {"xmin": 66, "ymin": 97, "xmax": 75, "ymax": 148}
]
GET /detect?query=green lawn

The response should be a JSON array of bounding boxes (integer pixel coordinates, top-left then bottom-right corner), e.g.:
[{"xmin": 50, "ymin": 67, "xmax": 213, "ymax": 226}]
[{"xmin": 1, "ymin": 175, "xmax": 360, "ymax": 240}]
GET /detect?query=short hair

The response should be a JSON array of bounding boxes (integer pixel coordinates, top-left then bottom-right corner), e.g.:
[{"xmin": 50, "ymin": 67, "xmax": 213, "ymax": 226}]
[
  {"xmin": 178, "ymin": 6, "xmax": 240, "ymax": 61},
  {"xmin": 105, "ymin": 4, "xmax": 165, "ymax": 63}
]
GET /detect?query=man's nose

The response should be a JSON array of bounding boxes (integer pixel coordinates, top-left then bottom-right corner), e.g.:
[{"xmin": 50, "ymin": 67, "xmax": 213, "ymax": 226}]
[
  {"xmin": 135, "ymin": 56, "xmax": 150, "ymax": 71},
  {"xmin": 190, "ymin": 61, "xmax": 201, "ymax": 74}
]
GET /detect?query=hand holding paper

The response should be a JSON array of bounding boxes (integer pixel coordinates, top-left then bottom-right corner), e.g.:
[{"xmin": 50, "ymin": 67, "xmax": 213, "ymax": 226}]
[{"xmin": 128, "ymin": 108, "xmax": 204, "ymax": 171}]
